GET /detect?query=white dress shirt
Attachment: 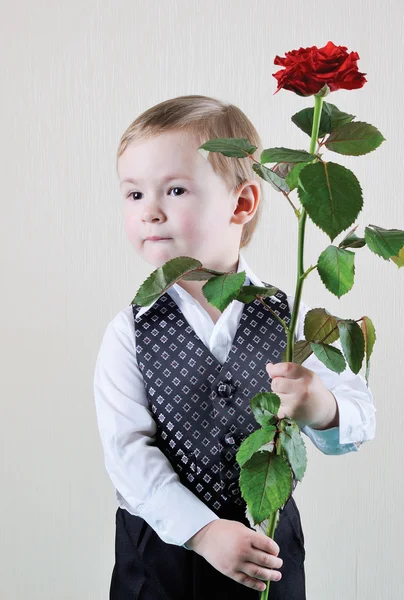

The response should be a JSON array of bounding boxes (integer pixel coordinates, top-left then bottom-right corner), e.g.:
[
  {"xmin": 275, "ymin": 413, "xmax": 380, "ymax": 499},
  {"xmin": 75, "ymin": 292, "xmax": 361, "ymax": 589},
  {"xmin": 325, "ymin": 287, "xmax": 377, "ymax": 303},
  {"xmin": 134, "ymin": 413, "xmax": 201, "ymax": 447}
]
[{"xmin": 93, "ymin": 251, "xmax": 376, "ymax": 548}]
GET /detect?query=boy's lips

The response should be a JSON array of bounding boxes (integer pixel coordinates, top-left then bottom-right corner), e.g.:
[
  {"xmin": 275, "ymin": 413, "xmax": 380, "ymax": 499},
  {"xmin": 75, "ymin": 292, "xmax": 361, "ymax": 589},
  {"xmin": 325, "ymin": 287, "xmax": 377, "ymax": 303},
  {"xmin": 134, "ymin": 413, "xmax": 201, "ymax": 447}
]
[{"xmin": 145, "ymin": 236, "xmax": 172, "ymax": 241}]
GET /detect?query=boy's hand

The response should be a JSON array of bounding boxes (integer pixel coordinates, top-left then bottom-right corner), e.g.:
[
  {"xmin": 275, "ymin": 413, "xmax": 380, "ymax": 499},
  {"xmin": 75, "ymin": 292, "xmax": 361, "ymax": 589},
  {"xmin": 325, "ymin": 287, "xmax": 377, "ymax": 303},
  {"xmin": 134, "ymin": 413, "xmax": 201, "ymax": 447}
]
[
  {"xmin": 185, "ymin": 519, "xmax": 283, "ymax": 592},
  {"xmin": 266, "ymin": 361, "xmax": 339, "ymax": 430}
]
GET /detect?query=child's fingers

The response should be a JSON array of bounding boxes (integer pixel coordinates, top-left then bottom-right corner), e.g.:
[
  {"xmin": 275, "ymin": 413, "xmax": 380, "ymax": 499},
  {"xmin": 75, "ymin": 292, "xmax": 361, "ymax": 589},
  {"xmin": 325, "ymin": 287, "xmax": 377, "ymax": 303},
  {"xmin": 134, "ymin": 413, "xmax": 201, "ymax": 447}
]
[
  {"xmin": 248, "ymin": 547, "xmax": 283, "ymax": 571},
  {"xmin": 241, "ymin": 561, "xmax": 282, "ymax": 583},
  {"xmin": 233, "ymin": 571, "xmax": 270, "ymax": 592},
  {"xmin": 251, "ymin": 532, "xmax": 280, "ymax": 556}
]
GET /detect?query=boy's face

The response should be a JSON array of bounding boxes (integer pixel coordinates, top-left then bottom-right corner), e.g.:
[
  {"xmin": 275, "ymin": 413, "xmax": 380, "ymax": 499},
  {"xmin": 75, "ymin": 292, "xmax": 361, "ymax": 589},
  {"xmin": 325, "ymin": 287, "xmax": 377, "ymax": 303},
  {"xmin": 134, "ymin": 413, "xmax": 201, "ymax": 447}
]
[{"xmin": 118, "ymin": 130, "xmax": 255, "ymax": 269}]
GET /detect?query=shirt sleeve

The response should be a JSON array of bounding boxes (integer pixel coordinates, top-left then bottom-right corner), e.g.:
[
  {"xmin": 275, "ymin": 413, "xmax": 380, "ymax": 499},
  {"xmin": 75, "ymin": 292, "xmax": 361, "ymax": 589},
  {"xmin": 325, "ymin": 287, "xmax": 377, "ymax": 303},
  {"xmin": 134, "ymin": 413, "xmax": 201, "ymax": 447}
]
[
  {"xmin": 286, "ymin": 295, "xmax": 377, "ymax": 456},
  {"xmin": 93, "ymin": 309, "xmax": 220, "ymax": 548}
]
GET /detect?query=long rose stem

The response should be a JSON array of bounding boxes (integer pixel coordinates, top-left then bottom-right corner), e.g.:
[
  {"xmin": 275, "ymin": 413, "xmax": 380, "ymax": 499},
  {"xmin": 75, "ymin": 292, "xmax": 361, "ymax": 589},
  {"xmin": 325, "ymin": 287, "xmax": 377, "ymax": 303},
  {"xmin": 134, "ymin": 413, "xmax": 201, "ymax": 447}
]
[
  {"xmin": 285, "ymin": 94, "xmax": 324, "ymax": 362},
  {"xmin": 260, "ymin": 437, "xmax": 282, "ymax": 599},
  {"xmin": 259, "ymin": 92, "xmax": 325, "ymax": 600}
]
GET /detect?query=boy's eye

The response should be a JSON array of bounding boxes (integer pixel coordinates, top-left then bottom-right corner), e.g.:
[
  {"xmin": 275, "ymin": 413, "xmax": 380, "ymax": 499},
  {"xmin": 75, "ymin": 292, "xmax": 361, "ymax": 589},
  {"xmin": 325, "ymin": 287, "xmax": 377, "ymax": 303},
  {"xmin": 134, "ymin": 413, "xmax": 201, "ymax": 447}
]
[
  {"xmin": 169, "ymin": 186, "xmax": 186, "ymax": 197},
  {"xmin": 126, "ymin": 187, "xmax": 187, "ymax": 201}
]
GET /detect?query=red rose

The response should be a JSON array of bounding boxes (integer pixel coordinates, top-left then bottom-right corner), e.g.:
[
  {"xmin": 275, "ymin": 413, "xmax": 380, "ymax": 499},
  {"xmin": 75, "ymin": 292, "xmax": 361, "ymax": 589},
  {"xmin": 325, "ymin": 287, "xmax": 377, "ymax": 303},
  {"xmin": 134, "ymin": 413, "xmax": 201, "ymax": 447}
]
[{"xmin": 272, "ymin": 41, "xmax": 367, "ymax": 96}]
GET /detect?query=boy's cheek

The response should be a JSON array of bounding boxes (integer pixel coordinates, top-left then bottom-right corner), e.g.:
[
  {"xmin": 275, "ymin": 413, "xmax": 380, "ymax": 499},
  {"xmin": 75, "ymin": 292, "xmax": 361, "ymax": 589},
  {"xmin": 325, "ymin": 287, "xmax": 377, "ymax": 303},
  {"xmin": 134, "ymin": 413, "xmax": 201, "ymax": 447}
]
[
  {"xmin": 177, "ymin": 214, "xmax": 203, "ymax": 242},
  {"xmin": 123, "ymin": 218, "xmax": 142, "ymax": 249}
]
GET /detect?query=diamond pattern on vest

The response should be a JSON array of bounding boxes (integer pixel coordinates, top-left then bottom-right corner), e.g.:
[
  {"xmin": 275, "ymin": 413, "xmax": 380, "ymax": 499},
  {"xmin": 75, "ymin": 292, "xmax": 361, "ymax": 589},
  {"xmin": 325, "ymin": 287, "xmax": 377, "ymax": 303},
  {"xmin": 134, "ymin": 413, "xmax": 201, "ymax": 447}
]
[{"xmin": 131, "ymin": 280, "xmax": 296, "ymax": 515}]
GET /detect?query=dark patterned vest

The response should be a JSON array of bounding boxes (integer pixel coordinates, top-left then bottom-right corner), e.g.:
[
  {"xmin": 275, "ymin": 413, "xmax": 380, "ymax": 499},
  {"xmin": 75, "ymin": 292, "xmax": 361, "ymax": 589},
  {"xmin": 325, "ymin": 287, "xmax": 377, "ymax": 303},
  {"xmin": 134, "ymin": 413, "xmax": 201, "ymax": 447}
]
[{"xmin": 132, "ymin": 280, "xmax": 294, "ymax": 515}]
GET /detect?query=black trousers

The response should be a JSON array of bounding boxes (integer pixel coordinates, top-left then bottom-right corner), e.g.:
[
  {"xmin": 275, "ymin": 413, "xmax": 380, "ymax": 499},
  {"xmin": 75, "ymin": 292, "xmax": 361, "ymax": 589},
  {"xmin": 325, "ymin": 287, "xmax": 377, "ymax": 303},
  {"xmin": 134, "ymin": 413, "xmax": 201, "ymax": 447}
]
[{"xmin": 109, "ymin": 495, "xmax": 306, "ymax": 599}]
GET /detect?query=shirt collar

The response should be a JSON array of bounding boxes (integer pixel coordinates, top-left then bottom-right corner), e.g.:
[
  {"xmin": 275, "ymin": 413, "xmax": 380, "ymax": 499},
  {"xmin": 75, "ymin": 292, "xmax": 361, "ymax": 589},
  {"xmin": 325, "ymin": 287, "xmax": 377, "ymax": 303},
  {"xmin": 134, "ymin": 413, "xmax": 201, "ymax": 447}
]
[{"xmin": 134, "ymin": 250, "xmax": 280, "ymax": 321}]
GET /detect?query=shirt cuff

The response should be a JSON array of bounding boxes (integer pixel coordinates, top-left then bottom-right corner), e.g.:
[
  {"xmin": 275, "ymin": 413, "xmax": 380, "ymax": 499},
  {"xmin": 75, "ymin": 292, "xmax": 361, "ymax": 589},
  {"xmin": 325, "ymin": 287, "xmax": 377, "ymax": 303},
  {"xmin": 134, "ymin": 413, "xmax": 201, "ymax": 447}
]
[
  {"xmin": 301, "ymin": 384, "xmax": 376, "ymax": 455},
  {"xmin": 120, "ymin": 479, "xmax": 220, "ymax": 547},
  {"xmin": 301, "ymin": 423, "xmax": 361, "ymax": 455},
  {"xmin": 330, "ymin": 387, "xmax": 376, "ymax": 445}
]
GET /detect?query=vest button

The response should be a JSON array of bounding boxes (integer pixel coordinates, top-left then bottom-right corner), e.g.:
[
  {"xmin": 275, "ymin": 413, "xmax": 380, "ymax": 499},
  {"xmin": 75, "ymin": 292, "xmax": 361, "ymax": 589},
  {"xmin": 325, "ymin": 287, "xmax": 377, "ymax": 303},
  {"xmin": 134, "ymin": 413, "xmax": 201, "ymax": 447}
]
[
  {"xmin": 217, "ymin": 382, "xmax": 232, "ymax": 397},
  {"xmin": 216, "ymin": 378, "xmax": 236, "ymax": 398},
  {"xmin": 224, "ymin": 433, "xmax": 236, "ymax": 445}
]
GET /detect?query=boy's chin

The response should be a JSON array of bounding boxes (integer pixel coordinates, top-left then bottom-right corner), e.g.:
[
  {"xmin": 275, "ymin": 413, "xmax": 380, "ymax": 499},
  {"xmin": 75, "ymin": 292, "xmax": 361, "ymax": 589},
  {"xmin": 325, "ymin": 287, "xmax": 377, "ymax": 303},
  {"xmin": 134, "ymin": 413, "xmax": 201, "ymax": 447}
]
[{"xmin": 142, "ymin": 244, "xmax": 183, "ymax": 268}]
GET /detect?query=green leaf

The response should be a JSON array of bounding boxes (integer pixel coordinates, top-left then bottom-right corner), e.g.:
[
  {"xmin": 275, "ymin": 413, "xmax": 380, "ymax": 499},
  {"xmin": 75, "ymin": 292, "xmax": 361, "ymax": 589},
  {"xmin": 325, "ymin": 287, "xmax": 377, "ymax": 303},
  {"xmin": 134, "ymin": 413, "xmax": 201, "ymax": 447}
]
[
  {"xmin": 297, "ymin": 162, "xmax": 363, "ymax": 242},
  {"xmin": 292, "ymin": 106, "xmax": 331, "ymax": 138},
  {"xmin": 304, "ymin": 308, "xmax": 340, "ymax": 345},
  {"xmin": 252, "ymin": 162, "xmax": 290, "ymax": 193},
  {"xmin": 291, "ymin": 101, "xmax": 355, "ymax": 138},
  {"xmin": 360, "ymin": 316, "xmax": 377, "ymax": 386},
  {"xmin": 236, "ymin": 426, "xmax": 277, "ymax": 468},
  {"xmin": 132, "ymin": 256, "xmax": 202, "ymax": 306},
  {"xmin": 324, "ymin": 121, "xmax": 386, "ymax": 156},
  {"xmin": 310, "ymin": 342, "xmax": 347, "ymax": 373},
  {"xmin": 181, "ymin": 266, "xmax": 228, "ymax": 281},
  {"xmin": 365, "ymin": 225, "xmax": 404, "ymax": 261},
  {"xmin": 341, "ymin": 235, "xmax": 366, "ymax": 249},
  {"xmin": 339, "ymin": 225, "xmax": 366, "ymax": 249},
  {"xmin": 250, "ymin": 392, "xmax": 281, "ymax": 427},
  {"xmin": 236, "ymin": 284, "xmax": 279, "ymax": 304},
  {"xmin": 285, "ymin": 162, "xmax": 312, "ymax": 191},
  {"xmin": 261, "ymin": 147, "xmax": 317, "ymax": 164},
  {"xmin": 278, "ymin": 417, "xmax": 294, "ymax": 432},
  {"xmin": 239, "ymin": 452, "xmax": 292, "ymax": 524},
  {"xmin": 198, "ymin": 137, "xmax": 257, "ymax": 157},
  {"xmin": 337, "ymin": 320, "xmax": 365, "ymax": 375},
  {"xmin": 202, "ymin": 271, "xmax": 246, "ymax": 312},
  {"xmin": 285, "ymin": 339, "xmax": 314, "ymax": 365},
  {"xmin": 271, "ymin": 162, "xmax": 296, "ymax": 180},
  {"xmin": 279, "ymin": 422, "xmax": 307, "ymax": 481},
  {"xmin": 324, "ymin": 102, "xmax": 356, "ymax": 130},
  {"xmin": 317, "ymin": 245, "xmax": 355, "ymax": 298}
]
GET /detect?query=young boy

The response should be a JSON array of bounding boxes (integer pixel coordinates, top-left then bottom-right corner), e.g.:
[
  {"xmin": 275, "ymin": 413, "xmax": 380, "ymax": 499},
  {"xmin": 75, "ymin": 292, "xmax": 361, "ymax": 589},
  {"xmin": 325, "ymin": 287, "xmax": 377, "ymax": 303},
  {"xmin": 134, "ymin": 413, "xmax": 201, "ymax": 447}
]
[{"xmin": 93, "ymin": 95, "xmax": 376, "ymax": 599}]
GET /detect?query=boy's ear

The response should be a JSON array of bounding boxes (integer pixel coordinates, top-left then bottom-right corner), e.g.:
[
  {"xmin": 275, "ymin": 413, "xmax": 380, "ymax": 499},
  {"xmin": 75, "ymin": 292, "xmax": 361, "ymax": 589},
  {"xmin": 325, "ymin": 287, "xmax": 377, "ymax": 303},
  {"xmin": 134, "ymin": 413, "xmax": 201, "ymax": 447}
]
[{"xmin": 232, "ymin": 180, "xmax": 260, "ymax": 225}]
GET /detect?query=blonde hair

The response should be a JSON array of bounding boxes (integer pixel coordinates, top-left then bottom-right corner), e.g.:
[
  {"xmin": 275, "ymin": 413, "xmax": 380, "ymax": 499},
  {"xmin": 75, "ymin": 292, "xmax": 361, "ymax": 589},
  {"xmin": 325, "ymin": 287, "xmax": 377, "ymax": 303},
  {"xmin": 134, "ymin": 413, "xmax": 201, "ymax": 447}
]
[{"xmin": 116, "ymin": 94, "xmax": 265, "ymax": 249}]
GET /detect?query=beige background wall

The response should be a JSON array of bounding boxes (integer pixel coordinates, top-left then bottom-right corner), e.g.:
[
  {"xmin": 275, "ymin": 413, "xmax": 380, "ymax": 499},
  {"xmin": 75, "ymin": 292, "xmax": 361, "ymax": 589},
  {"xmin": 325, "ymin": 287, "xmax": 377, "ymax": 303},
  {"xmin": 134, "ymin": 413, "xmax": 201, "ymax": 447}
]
[{"xmin": 1, "ymin": 1, "xmax": 403, "ymax": 598}]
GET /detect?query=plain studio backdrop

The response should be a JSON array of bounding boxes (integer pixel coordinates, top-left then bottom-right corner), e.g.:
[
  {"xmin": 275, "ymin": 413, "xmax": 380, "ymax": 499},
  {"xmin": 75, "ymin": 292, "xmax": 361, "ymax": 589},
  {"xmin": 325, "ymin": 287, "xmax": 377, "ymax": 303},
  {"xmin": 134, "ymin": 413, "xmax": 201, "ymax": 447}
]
[{"xmin": 1, "ymin": 1, "xmax": 403, "ymax": 598}]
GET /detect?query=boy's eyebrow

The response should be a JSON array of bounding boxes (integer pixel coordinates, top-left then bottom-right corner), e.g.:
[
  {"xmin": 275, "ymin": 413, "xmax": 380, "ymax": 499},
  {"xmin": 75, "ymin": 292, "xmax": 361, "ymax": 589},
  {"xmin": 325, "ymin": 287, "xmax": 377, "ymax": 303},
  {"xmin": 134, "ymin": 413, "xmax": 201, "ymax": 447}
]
[{"xmin": 120, "ymin": 174, "xmax": 194, "ymax": 187}]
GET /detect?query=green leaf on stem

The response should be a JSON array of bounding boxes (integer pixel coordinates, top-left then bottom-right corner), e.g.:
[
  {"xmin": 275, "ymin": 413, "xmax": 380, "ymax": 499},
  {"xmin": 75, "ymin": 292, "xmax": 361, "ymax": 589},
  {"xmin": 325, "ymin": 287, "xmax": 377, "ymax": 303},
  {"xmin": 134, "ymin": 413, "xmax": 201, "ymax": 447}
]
[
  {"xmin": 271, "ymin": 162, "xmax": 296, "ymax": 180},
  {"xmin": 291, "ymin": 101, "xmax": 355, "ymax": 138},
  {"xmin": 337, "ymin": 320, "xmax": 365, "ymax": 375},
  {"xmin": 297, "ymin": 162, "xmax": 363, "ymax": 242},
  {"xmin": 252, "ymin": 162, "xmax": 290, "ymax": 193},
  {"xmin": 283, "ymin": 339, "xmax": 313, "ymax": 364},
  {"xmin": 261, "ymin": 147, "xmax": 317, "ymax": 163},
  {"xmin": 310, "ymin": 342, "xmax": 347, "ymax": 373},
  {"xmin": 132, "ymin": 256, "xmax": 203, "ymax": 306},
  {"xmin": 303, "ymin": 308, "xmax": 340, "ymax": 345},
  {"xmin": 317, "ymin": 245, "xmax": 355, "ymax": 298},
  {"xmin": 236, "ymin": 284, "xmax": 279, "ymax": 304},
  {"xmin": 324, "ymin": 121, "xmax": 386, "ymax": 156},
  {"xmin": 339, "ymin": 225, "xmax": 366, "ymax": 249},
  {"xmin": 250, "ymin": 392, "xmax": 281, "ymax": 427},
  {"xmin": 360, "ymin": 316, "xmax": 377, "ymax": 385},
  {"xmin": 364, "ymin": 224, "xmax": 404, "ymax": 262},
  {"xmin": 180, "ymin": 270, "xmax": 224, "ymax": 281},
  {"xmin": 198, "ymin": 137, "xmax": 258, "ymax": 157},
  {"xmin": 279, "ymin": 422, "xmax": 307, "ymax": 481},
  {"xmin": 285, "ymin": 162, "xmax": 312, "ymax": 191},
  {"xmin": 239, "ymin": 452, "xmax": 292, "ymax": 523},
  {"xmin": 202, "ymin": 271, "xmax": 247, "ymax": 312},
  {"xmin": 236, "ymin": 426, "xmax": 277, "ymax": 468}
]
